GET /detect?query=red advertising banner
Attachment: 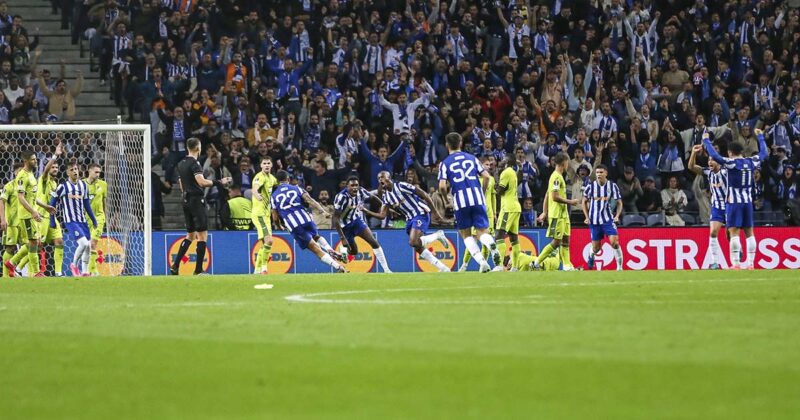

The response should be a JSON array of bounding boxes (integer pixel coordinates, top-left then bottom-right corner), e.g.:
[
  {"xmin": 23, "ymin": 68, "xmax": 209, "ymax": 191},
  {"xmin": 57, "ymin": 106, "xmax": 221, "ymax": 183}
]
[{"xmin": 570, "ymin": 227, "xmax": 800, "ymax": 270}]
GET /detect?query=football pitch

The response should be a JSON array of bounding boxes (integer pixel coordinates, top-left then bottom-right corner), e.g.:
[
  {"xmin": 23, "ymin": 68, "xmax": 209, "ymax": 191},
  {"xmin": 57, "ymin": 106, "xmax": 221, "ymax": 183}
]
[{"xmin": 1, "ymin": 270, "xmax": 798, "ymax": 419}]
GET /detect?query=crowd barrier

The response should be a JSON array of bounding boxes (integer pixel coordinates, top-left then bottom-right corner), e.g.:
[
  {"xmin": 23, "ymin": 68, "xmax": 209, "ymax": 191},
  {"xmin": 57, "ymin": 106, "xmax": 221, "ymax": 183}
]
[{"xmin": 141, "ymin": 227, "xmax": 800, "ymax": 275}]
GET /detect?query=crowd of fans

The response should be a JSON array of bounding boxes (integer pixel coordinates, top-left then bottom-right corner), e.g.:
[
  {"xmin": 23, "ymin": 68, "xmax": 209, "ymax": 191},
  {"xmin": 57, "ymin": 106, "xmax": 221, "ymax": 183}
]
[{"xmin": 12, "ymin": 0, "xmax": 800, "ymax": 228}]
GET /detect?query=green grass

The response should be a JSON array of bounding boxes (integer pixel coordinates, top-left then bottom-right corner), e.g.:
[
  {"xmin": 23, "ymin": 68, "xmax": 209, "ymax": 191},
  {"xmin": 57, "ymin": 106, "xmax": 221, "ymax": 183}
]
[{"xmin": 0, "ymin": 270, "xmax": 798, "ymax": 419}]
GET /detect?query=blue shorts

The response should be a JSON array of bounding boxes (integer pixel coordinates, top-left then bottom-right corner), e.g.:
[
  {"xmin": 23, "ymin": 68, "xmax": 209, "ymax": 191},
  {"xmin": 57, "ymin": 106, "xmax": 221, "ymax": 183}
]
[
  {"xmin": 65, "ymin": 221, "xmax": 91, "ymax": 241},
  {"xmin": 290, "ymin": 222, "xmax": 319, "ymax": 250},
  {"xmin": 405, "ymin": 213, "xmax": 431, "ymax": 235},
  {"xmin": 589, "ymin": 221, "xmax": 618, "ymax": 241},
  {"xmin": 725, "ymin": 203, "xmax": 754, "ymax": 228},
  {"xmin": 454, "ymin": 205, "xmax": 489, "ymax": 231},
  {"xmin": 342, "ymin": 219, "xmax": 368, "ymax": 245},
  {"xmin": 710, "ymin": 207, "xmax": 726, "ymax": 224}
]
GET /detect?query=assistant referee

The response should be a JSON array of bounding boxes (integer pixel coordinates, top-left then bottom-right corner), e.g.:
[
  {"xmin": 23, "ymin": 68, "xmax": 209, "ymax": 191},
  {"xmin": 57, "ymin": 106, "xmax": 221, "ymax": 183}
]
[{"xmin": 170, "ymin": 138, "xmax": 231, "ymax": 275}]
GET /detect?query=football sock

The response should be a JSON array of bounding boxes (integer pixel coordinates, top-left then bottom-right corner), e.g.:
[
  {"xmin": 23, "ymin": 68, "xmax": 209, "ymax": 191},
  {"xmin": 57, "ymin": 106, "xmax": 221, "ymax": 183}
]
[
  {"xmin": 320, "ymin": 253, "xmax": 341, "ymax": 270},
  {"xmin": 496, "ymin": 238, "xmax": 507, "ymax": 263},
  {"xmin": 89, "ymin": 249, "xmax": 98, "ymax": 273},
  {"xmin": 316, "ymin": 236, "xmax": 334, "ymax": 254},
  {"xmin": 2, "ymin": 250, "xmax": 12, "ymax": 276},
  {"xmin": 420, "ymin": 249, "xmax": 448, "ymax": 271},
  {"xmin": 172, "ymin": 239, "xmax": 191, "ymax": 271},
  {"xmin": 537, "ymin": 243, "xmax": 556, "ymax": 265},
  {"xmin": 74, "ymin": 237, "xmax": 89, "ymax": 267},
  {"xmin": 511, "ymin": 240, "xmax": 520, "ymax": 269},
  {"xmin": 194, "ymin": 241, "xmax": 207, "ymax": 274},
  {"xmin": 708, "ymin": 236, "xmax": 721, "ymax": 265},
  {"xmin": 373, "ymin": 246, "xmax": 391, "ymax": 272},
  {"xmin": 81, "ymin": 245, "xmax": 91, "ymax": 274},
  {"xmin": 54, "ymin": 245, "xmax": 64, "ymax": 275},
  {"xmin": 559, "ymin": 245, "xmax": 572, "ymax": 268},
  {"xmin": 478, "ymin": 233, "xmax": 496, "ymax": 251},
  {"xmin": 461, "ymin": 248, "xmax": 472, "ymax": 265},
  {"xmin": 27, "ymin": 245, "xmax": 39, "ymax": 276},
  {"xmin": 745, "ymin": 236, "xmax": 757, "ymax": 267},
  {"xmin": 463, "ymin": 236, "xmax": 487, "ymax": 266},
  {"xmin": 11, "ymin": 246, "xmax": 28, "ymax": 267},
  {"xmin": 729, "ymin": 236, "xmax": 742, "ymax": 266},
  {"xmin": 420, "ymin": 233, "xmax": 439, "ymax": 247},
  {"xmin": 613, "ymin": 245, "xmax": 624, "ymax": 268}
]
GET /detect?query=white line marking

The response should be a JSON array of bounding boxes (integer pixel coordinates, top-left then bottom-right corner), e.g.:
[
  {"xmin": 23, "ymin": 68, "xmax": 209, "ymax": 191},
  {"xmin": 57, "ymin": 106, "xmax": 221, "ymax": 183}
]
[{"xmin": 284, "ymin": 276, "xmax": 796, "ymax": 305}]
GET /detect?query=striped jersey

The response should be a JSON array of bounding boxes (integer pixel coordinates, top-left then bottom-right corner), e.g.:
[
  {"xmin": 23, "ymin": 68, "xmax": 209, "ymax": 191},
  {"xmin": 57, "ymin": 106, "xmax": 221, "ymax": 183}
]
[
  {"xmin": 380, "ymin": 181, "xmax": 430, "ymax": 221},
  {"xmin": 53, "ymin": 180, "xmax": 90, "ymax": 224},
  {"xmin": 334, "ymin": 187, "xmax": 372, "ymax": 226},
  {"xmin": 270, "ymin": 184, "xmax": 313, "ymax": 231},
  {"xmin": 704, "ymin": 137, "xmax": 766, "ymax": 204},
  {"xmin": 438, "ymin": 152, "xmax": 486, "ymax": 210},
  {"xmin": 704, "ymin": 168, "xmax": 727, "ymax": 210},
  {"xmin": 583, "ymin": 180, "xmax": 621, "ymax": 225}
]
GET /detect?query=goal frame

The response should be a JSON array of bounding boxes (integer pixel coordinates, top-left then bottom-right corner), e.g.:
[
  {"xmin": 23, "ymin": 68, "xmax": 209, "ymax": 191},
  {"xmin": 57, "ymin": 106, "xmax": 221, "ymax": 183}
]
[{"xmin": 0, "ymin": 124, "xmax": 152, "ymax": 275}]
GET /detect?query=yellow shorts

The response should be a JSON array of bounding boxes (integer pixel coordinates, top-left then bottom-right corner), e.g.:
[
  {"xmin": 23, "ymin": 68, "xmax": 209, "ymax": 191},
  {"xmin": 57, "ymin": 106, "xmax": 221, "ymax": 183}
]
[
  {"xmin": 546, "ymin": 217, "xmax": 571, "ymax": 240},
  {"xmin": 90, "ymin": 217, "xmax": 105, "ymax": 240},
  {"xmin": 2, "ymin": 225, "xmax": 20, "ymax": 246},
  {"xmin": 252, "ymin": 214, "xmax": 272, "ymax": 240},
  {"xmin": 496, "ymin": 211, "xmax": 520, "ymax": 234},
  {"xmin": 20, "ymin": 219, "xmax": 38, "ymax": 243},
  {"xmin": 38, "ymin": 218, "xmax": 63, "ymax": 243}
]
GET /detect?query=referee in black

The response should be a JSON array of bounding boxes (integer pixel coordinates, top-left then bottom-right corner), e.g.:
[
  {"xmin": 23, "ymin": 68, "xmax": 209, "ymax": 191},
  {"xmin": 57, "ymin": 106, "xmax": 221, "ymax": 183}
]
[{"xmin": 170, "ymin": 138, "xmax": 231, "ymax": 275}]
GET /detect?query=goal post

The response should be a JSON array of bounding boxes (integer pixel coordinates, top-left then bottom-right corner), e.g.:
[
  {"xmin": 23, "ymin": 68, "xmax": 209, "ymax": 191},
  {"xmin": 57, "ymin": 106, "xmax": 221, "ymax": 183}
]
[{"xmin": 0, "ymin": 124, "xmax": 152, "ymax": 276}]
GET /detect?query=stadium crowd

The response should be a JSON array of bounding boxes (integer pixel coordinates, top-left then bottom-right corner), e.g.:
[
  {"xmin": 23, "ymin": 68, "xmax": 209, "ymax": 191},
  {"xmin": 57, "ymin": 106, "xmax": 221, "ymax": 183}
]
[{"xmin": 6, "ymin": 0, "xmax": 800, "ymax": 229}]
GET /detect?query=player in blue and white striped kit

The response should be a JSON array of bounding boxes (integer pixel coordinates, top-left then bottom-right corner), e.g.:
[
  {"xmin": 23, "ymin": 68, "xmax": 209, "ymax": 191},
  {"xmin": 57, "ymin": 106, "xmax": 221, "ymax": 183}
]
[
  {"xmin": 332, "ymin": 175, "xmax": 391, "ymax": 273},
  {"xmin": 270, "ymin": 170, "xmax": 347, "ymax": 273},
  {"xmin": 438, "ymin": 133, "xmax": 499, "ymax": 273},
  {"xmin": 370, "ymin": 171, "xmax": 451, "ymax": 272},
  {"xmin": 49, "ymin": 162, "xmax": 97, "ymax": 277},
  {"xmin": 581, "ymin": 165, "xmax": 623, "ymax": 270},
  {"xmin": 689, "ymin": 144, "xmax": 728, "ymax": 269},
  {"xmin": 702, "ymin": 130, "xmax": 768, "ymax": 269}
]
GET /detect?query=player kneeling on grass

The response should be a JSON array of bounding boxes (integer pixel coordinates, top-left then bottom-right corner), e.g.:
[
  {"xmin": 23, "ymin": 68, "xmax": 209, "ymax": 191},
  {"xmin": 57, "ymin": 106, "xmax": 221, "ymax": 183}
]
[
  {"xmin": 271, "ymin": 170, "xmax": 347, "ymax": 273},
  {"xmin": 373, "ymin": 171, "xmax": 451, "ymax": 272},
  {"xmin": 49, "ymin": 162, "xmax": 98, "ymax": 277},
  {"xmin": 333, "ymin": 175, "xmax": 392, "ymax": 273},
  {"xmin": 504, "ymin": 249, "xmax": 560, "ymax": 271},
  {"xmin": 581, "ymin": 165, "xmax": 624, "ymax": 270}
]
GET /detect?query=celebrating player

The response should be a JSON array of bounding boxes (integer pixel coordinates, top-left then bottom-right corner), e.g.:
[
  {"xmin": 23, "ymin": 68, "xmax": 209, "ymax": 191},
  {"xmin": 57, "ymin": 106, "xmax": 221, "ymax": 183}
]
[
  {"xmin": 271, "ymin": 170, "xmax": 347, "ymax": 273},
  {"xmin": 458, "ymin": 155, "xmax": 496, "ymax": 272},
  {"xmin": 373, "ymin": 171, "xmax": 451, "ymax": 272},
  {"xmin": 688, "ymin": 144, "xmax": 727, "ymax": 269},
  {"xmin": 582, "ymin": 165, "xmax": 624, "ymax": 270},
  {"xmin": 495, "ymin": 153, "xmax": 522, "ymax": 271},
  {"xmin": 37, "ymin": 145, "xmax": 64, "ymax": 276},
  {"xmin": 438, "ymin": 133, "xmax": 499, "ymax": 273},
  {"xmin": 12, "ymin": 151, "xmax": 45, "ymax": 277},
  {"xmin": 251, "ymin": 157, "xmax": 277, "ymax": 275},
  {"xmin": 49, "ymin": 161, "xmax": 98, "ymax": 277},
  {"xmin": 536, "ymin": 152, "xmax": 579, "ymax": 271},
  {"xmin": 332, "ymin": 175, "xmax": 392, "ymax": 273},
  {"xmin": 85, "ymin": 163, "xmax": 107, "ymax": 276},
  {"xmin": 702, "ymin": 130, "xmax": 768, "ymax": 269}
]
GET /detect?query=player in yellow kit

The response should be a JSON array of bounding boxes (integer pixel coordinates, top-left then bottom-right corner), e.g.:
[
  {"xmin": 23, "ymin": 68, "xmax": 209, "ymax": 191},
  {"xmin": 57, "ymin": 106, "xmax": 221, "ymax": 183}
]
[
  {"xmin": 536, "ymin": 152, "xmax": 579, "ymax": 270},
  {"xmin": 37, "ymin": 145, "xmax": 64, "ymax": 276},
  {"xmin": 2, "ymin": 162, "xmax": 26, "ymax": 277},
  {"xmin": 85, "ymin": 163, "xmax": 107, "ymax": 276},
  {"xmin": 12, "ymin": 151, "xmax": 45, "ymax": 277},
  {"xmin": 458, "ymin": 155, "xmax": 496, "ymax": 272},
  {"xmin": 495, "ymin": 153, "xmax": 522, "ymax": 271},
  {"xmin": 251, "ymin": 157, "xmax": 277, "ymax": 274}
]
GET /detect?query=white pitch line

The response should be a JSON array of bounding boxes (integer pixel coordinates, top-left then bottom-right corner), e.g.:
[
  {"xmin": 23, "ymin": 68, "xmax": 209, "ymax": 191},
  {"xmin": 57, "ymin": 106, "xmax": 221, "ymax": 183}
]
[{"xmin": 284, "ymin": 276, "xmax": 796, "ymax": 305}]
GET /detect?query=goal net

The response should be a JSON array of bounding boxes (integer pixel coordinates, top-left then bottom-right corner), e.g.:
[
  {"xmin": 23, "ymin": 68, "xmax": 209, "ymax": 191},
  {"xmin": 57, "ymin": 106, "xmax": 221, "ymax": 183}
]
[{"xmin": 0, "ymin": 125, "xmax": 151, "ymax": 276}]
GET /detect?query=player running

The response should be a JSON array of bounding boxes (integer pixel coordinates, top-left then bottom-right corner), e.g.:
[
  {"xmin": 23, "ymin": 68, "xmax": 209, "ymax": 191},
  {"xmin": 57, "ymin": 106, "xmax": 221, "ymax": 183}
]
[
  {"xmin": 37, "ymin": 145, "xmax": 64, "ymax": 276},
  {"xmin": 458, "ymin": 155, "xmax": 496, "ymax": 272},
  {"xmin": 438, "ymin": 133, "xmax": 499, "ymax": 273},
  {"xmin": 251, "ymin": 157, "xmax": 277, "ymax": 275},
  {"xmin": 495, "ymin": 153, "xmax": 522, "ymax": 271},
  {"xmin": 332, "ymin": 175, "xmax": 392, "ymax": 273},
  {"xmin": 536, "ymin": 152, "xmax": 579, "ymax": 271},
  {"xmin": 688, "ymin": 144, "xmax": 727, "ymax": 269},
  {"xmin": 84, "ymin": 163, "xmax": 107, "ymax": 276},
  {"xmin": 49, "ymin": 161, "xmax": 98, "ymax": 277},
  {"xmin": 373, "ymin": 171, "xmax": 451, "ymax": 272},
  {"xmin": 582, "ymin": 165, "xmax": 624, "ymax": 270},
  {"xmin": 271, "ymin": 170, "xmax": 347, "ymax": 273},
  {"xmin": 702, "ymin": 130, "xmax": 767, "ymax": 269}
]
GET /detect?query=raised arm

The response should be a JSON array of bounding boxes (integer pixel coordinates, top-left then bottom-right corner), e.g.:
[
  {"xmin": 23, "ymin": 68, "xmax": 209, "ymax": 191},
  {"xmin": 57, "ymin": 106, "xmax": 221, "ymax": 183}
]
[
  {"xmin": 702, "ymin": 133, "xmax": 726, "ymax": 164},
  {"xmin": 754, "ymin": 128, "xmax": 768, "ymax": 161},
  {"xmin": 687, "ymin": 144, "xmax": 704, "ymax": 175}
]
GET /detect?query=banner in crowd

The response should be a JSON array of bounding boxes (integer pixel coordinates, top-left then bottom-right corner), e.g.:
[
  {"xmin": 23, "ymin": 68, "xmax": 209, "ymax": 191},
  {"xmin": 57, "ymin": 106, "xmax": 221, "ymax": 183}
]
[{"xmin": 149, "ymin": 227, "xmax": 800, "ymax": 275}]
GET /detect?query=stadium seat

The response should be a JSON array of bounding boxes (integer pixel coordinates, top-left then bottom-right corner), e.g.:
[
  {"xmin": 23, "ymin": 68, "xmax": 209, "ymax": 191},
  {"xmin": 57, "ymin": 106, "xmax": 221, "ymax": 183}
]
[
  {"xmin": 646, "ymin": 213, "xmax": 665, "ymax": 226},
  {"xmin": 622, "ymin": 214, "xmax": 646, "ymax": 226},
  {"xmin": 679, "ymin": 213, "xmax": 696, "ymax": 225}
]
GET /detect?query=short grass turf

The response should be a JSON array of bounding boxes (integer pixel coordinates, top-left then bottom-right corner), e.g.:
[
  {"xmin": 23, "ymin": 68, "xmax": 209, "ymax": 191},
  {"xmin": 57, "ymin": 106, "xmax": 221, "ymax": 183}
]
[{"xmin": 1, "ymin": 270, "xmax": 798, "ymax": 419}]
